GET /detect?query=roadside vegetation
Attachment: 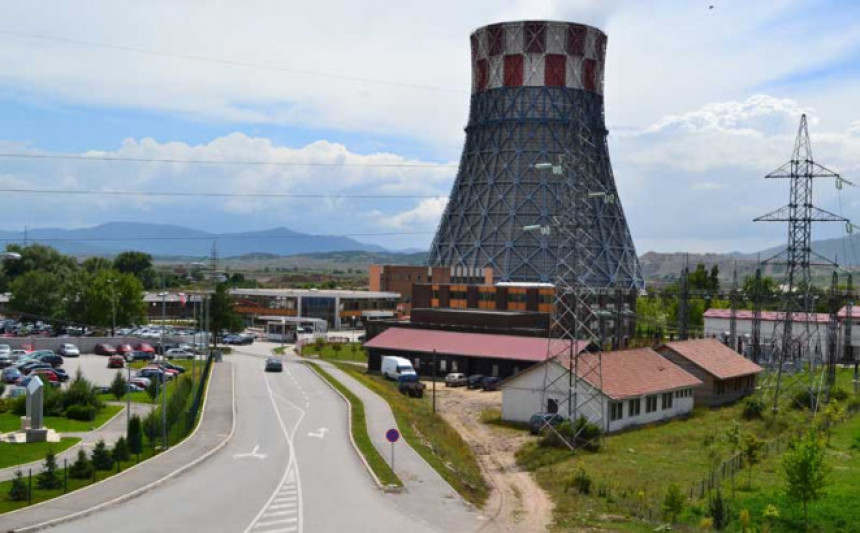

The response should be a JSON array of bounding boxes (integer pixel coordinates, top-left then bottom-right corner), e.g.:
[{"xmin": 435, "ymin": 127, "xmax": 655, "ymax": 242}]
[
  {"xmin": 0, "ymin": 363, "xmax": 211, "ymax": 515},
  {"xmin": 333, "ymin": 363, "xmax": 489, "ymax": 506},
  {"xmin": 514, "ymin": 368, "xmax": 860, "ymax": 532},
  {"xmin": 0, "ymin": 439, "xmax": 80, "ymax": 470},
  {"xmin": 301, "ymin": 340, "xmax": 367, "ymax": 363},
  {"xmin": 305, "ymin": 363, "xmax": 401, "ymax": 487}
]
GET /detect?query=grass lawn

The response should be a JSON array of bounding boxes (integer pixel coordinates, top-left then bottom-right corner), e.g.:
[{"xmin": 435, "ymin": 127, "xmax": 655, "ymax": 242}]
[
  {"xmin": 97, "ymin": 391, "xmax": 154, "ymax": 404},
  {"xmin": 306, "ymin": 362, "xmax": 401, "ymax": 487},
  {"xmin": 302, "ymin": 343, "xmax": 367, "ymax": 363},
  {"xmin": 514, "ymin": 368, "xmax": 860, "ymax": 532},
  {"xmin": 0, "ymin": 438, "xmax": 81, "ymax": 469},
  {"xmin": 0, "ymin": 405, "xmax": 123, "ymax": 434},
  {"xmin": 334, "ymin": 363, "xmax": 489, "ymax": 507}
]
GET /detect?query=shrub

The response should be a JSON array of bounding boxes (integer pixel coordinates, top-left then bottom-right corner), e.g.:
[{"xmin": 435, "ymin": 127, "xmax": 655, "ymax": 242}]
[
  {"xmin": 68, "ymin": 448, "xmax": 93, "ymax": 479},
  {"xmin": 91, "ymin": 439, "xmax": 114, "ymax": 471},
  {"xmin": 37, "ymin": 450, "xmax": 61, "ymax": 490},
  {"xmin": 12, "ymin": 395, "xmax": 26, "ymax": 416},
  {"xmin": 741, "ymin": 397, "xmax": 765, "ymax": 420},
  {"xmin": 112, "ymin": 436, "xmax": 130, "ymax": 463},
  {"xmin": 568, "ymin": 466, "xmax": 592, "ymax": 495},
  {"xmin": 128, "ymin": 414, "xmax": 143, "ymax": 454},
  {"xmin": 709, "ymin": 489, "xmax": 729, "ymax": 530},
  {"xmin": 829, "ymin": 387, "xmax": 849, "ymax": 402},
  {"xmin": 0, "ymin": 382, "xmax": 5, "ymax": 397},
  {"xmin": 662, "ymin": 483, "xmax": 685, "ymax": 524},
  {"xmin": 541, "ymin": 416, "xmax": 602, "ymax": 451},
  {"xmin": 110, "ymin": 371, "xmax": 127, "ymax": 401},
  {"xmin": 66, "ymin": 404, "xmax": 96, "ymax": 422},
  {"xmin": 8, "ymin": 470, "xmax": 29, "ymax": 501},
  {"xmin": 791, "ymin": 388, "xmax": 814, "ymax": 410},
  {"xmin": 143, "ymin": 410, "xmax": 161, "ymax": 447},
  {"xmin": 146, "ymin": 379, "xmax": 159, "ymax": 402},
  {"xmin": 62, "ymin": 368, "xmax": 102, "ymax": 411}
]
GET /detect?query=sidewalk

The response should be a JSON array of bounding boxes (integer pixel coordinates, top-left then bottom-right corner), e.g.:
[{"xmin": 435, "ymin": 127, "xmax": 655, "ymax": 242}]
[
  {"xmin": 0, "ymin": 361, "xmax": 234, "ymax": 533},
  {"xmin": 0, "ymin": 402, "xmax": 156, "ymax": 483},
  {"xmin": 312, "ymin": 360, "xmax": 478, "ymax": 533}
]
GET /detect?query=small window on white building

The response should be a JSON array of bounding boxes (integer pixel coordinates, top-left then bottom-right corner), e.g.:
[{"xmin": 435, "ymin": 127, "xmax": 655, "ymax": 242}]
[
  {"xmin": 628, "ymin": 398, "xmax": 641, "ymax": 417},
  {"xmin": 610, "ymin": 401, "xmax": 624, "ymax": 421},
  {"xmin": 440, "ymin": 359, "xmax": 447, "ymax": 372},
  {"xmin": 662, "ymin": 392, "xmax": 673, "ymax": 410},
  {"xmin": 646, "ymin": 395, "xmax": 657, "ymax": 413}
]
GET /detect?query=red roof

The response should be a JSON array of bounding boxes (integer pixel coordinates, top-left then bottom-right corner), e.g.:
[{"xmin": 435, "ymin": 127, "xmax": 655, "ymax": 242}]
[
  {"xmin": 364, "ymin": 328, "xmax": 588, "ymax": 363},
  {"xmin": 704, "ymin": 308, "xmax": 829, "ymax": 324},
  {"xmin": 555, "ymin": 348, "xmax": 702, "ymax": 400},
  {"xmin": 659, "ymin": 339, "xmax": 763, "ymax": 380},
  {"xmin": 838, "ymin": 306, "xmax": 860, "ymax": 319}
]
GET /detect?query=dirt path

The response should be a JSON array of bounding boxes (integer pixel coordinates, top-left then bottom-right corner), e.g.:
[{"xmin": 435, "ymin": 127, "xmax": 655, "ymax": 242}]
[{"xmin": 433, "ymin": 384, "xmax": 554, "ymax": 533}]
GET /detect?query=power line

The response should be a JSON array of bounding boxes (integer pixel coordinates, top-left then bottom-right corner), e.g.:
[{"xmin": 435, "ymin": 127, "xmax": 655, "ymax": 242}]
[
  {"xmin": 0, "ymin": 187, "xmax": 446, "ymax": 199},
  {"xmin": 0, "ymin": 28, "xmax": 467, "ymax": 95},
  {"xmin": 0, "ymin": 231, "xmax": 433, "ymax": 243},
  {"xmin": 0, "ymin": 152, "xmax": 458, "ymax": 168}
]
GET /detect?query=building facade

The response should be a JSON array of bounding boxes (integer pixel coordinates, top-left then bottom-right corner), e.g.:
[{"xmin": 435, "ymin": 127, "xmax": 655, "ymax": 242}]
[{"xmin": 368, "ymin": 265, "xmax": 492, "ymax": 314}]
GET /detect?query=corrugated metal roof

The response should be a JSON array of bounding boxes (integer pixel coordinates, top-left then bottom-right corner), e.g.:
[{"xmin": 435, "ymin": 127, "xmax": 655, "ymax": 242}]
[
  {"xmin": 660, "ymin": 339, "xmax": 763, "ymax": 380},
  {"xmin": 704, "ymin": 308, "xmax": 829, "ymax": 324},
  {"xmin": 364, "ymin": 327, "xmax": 586, "ymax": 363}
]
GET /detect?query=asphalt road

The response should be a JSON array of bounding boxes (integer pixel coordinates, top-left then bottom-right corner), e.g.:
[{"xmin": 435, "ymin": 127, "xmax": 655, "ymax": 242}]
[{"xmin": 48, "ymin": 343, "xmax": 464, "ymax": 533}]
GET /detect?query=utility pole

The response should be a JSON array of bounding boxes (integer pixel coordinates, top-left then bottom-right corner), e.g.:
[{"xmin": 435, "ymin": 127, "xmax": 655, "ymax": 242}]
[
  {"xmin": 752, "ymin": 267, "xmax": 763, "ymax": 364},
  {"xmin": 160, "ymin": 285, "xmax": 167, "ymax": 449},
  {"xmin": 678, "ymin": 265, "xmax": 690, "ymax": 341},
  {"xmin": 729, "ymin": 267, "xmax": 738, "ymax": 351},
  {"xmin": 827, "ymin": 272, "xmax": 840, "ymax": 390},
  {"xmin": 432, "ymin": 349, "xmax": 437, "ymax": 414}
]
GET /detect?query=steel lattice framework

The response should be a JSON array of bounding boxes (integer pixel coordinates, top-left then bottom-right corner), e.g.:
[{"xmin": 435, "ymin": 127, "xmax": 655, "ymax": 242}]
[
  {"xmin": 755, "ymin": 114, "xmax": 846, "ymax": 413},
  {"xmin": 428, "ymin": 21, "xmax": 643, "ymax": 289}
]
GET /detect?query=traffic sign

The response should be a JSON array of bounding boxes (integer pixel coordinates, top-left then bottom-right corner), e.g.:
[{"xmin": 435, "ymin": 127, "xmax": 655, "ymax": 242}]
[{"xmin": 386, "ymin": 428, "xmax": 400, "ymax": 443}]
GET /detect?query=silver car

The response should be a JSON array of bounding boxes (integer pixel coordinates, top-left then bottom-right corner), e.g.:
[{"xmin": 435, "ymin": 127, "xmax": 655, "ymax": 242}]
[
  {"xmin": 58, "ymin": 343, "xmax": 80, "ymax": 357},
  {"xmin": 444, "ymin": 373, "xmax": 468, "ymax": 387}
]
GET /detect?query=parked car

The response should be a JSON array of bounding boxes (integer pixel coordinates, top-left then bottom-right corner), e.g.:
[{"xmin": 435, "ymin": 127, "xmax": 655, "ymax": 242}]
[
  {"xmin": 94, "ymin": 343, "xmax": 117, "ymax": 356},
  {"xmin": 467, "ymin": 374, "xmax": 486, "ymax": 389},
  {"xmin": 381, "ymin": 356, "xmax": 416, "ymax": 380},
  {"xmin": 2, "ymin": 367, "xmax": 22, "ymax": 384},
  {"xmin": 156, "ymin": 361, "xmax": 186, "ymax": 374},
  {"xmin": 50, "ymin": 367, "xmax": 70, "ymax": 382},
  {"xmin": 20, "ymin": 343, "xmax": 34, "ymax": 353},
  {"xmin": 126, "ymin": 350, "xmax": 154, "ymax": 362},
  {"xmin": 397, "ymin": 373, "xmax": 425, "ymax": 398},
  {"xmin": 144, "ymin": 364, "xmax": 179, "ymax": 377},
  {"xmin": 133, "ymin": 343, "xmax": 155, "ymax": 354},
  {"xmin": 27, "ymin": 369, "xmax": 61, "ymax": 387},
  {"xmin": 107, "ymin": 355, "xmax": 125, "ymax": 369},
  {"xmin": 137, "ymin": 368, "xmax": 169, "ymax": 382},
  {"xmin": 116, "ymin": 344, "xmax": 133, "ymax": 356},
  {"xmin": 129, "ymin": 377, "xmax": 151, "ymax": 390},
  {"xmin": 10, "ymin": 349, "xmax": 28, "ymax": 362},
  {"xmin": 0, "ymin": 343, "xmax": 11, "ymax": 357},
  {"xmin": 18, "ymin": 361, "xmax": 52, "ymax": 375},
  {"xmin": 33, "ymin": 352, "xmax": 64, "ymax": 368},
  {"xmin": 232, "ymin": 335, "xmax": 254, "ymax": 346},
  {"xmin": 0, "ymin": 353, "xmax": 10, "ymax": 368},
  {"xmin": 58, "ymin": 344, "xmax": 80, "ymax": 357},
  {"xmin": 264, "ymin": 357, "xmax": 283, "ymax": 372},
  {"xmin": 444, "ymin": 372, "xmax": 468, "ymax": 387},
  {"xmin": 528, "ymin": 413, "xmax": 566, "ymax": 435},
  {"xmin": 481, "ymin": 376, "xmax": 502, "ymax": 391},
  {"xmin": 164, "ymin": 348, "xmax": 194, "ymax": 360}
]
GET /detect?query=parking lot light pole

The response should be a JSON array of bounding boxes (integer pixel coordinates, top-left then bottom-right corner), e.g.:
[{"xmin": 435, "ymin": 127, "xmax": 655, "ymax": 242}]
[
  {"xmin": 158, "ymin": 289, "xmax": 168, "ymax": 449},
  {"xmin": 432, "ymin": 349, "xmax": 437, "ymax": 414},
  {"xmin": 126, "ymin": 356, "xmax": 132, "ymax": 435}
]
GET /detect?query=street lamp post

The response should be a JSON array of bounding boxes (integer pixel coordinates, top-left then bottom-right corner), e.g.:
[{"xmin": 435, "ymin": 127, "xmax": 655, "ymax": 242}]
[{"xmin": 158, "ymin": 289, "xmax": 168, "ymax": 449}]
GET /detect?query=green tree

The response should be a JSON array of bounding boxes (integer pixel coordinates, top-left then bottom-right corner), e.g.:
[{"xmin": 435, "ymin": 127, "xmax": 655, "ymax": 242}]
[
  {"xmin": 143, "ymin": 410, "xmax": 161, "ymax": 448},
  {"xmin": 743, "ymin": 434, "xmax": 765, "ymax": 489},
  {"xmin": 709, "ymin": 489, "xmax": 729, "ymax": 530},
  {"xmin": 113, "ymin": 251, "xmax": 156, "ymax": 289},
  {"xmin": 8, "ymin": 470, "xmax": 29, "ymax": 501},
  {"xmin": 3, "ymin": 243, "xmax": 77, "ymax": 280},
  {"xmin": 210, "ymin": 282, "xmax": 242, "ymax": 345},
  {"xmin": 9, "ymin": 270, "xmax": 63, "ymax": 320},
  {"xmin": 662, "ymin": 483, "xmax": 685, "ymax": 524},
  {"xmin": 110, "ymin": 371, "xmax": 128, "ymax": 401},
  {"xmin": 742, "ymin": 274, "xmax": 781, "ymax": 308},
  {"xmin": 128, "ymin": 414, "xmax": 143, "ymax": 454},
  {"xmin": 725, "ymin": 421, "xmax": 742, "ymax": 495},
  {"xmin": 58, "ymin": 269, "xmax": 94, "ymax": 325},
  {"xmin": 112, "ymin": 436, "xmax": 130, "ymax": 463},
  {"xmin": 91, "ymin": 439, "xmax": 114, "ymax": 471},
  {"xmin": 68, "ymin": 448, "xmax": 93, "ymax": 479},
  {"xmin": 782, "ymin": 431, "xmax": 830, "ymax": 527},
  {"xmin": 81, "ymin": 256, "xmax": 112, "ymax": 273},
  {"xmin": 37, "ymin": 450, "xmax": 61, "ymax": 490},
  {"xmin": 84, "ymin": 269, "xmax": 146, "ymax": 333},
  {"xmin": 146, "ymin": 378, "xmax": 159, "ymax": 402}
]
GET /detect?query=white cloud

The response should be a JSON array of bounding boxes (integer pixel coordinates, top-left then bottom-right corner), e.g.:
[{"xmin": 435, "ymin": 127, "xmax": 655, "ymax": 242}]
[{"xmin": 368, "ymin": 197, "xmax": 449, "ymax": 231}]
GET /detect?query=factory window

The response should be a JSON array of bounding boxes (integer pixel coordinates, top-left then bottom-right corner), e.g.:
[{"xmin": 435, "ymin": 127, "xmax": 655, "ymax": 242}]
[
  {"xmin": 414, "ymin": 358, "xmax": 421, "ymax": 370},
  {"xmin": 646, "ymin": 395, "xmax": 657, "ymax": 413},
  {"xmin": 539, "ymin": 293, "xmax": 553, "ymax": 305},
  {"xmin": 508, "ymin": 292, "xmax": 526, "ymax": 303},
  {"xmin": 628, "ymin": 398, "xmax": 641, "ymax": 417},
  {"xmin": 452, "ymin": 361, "xmax": 458, "ymax": 372},
  {"xmin": 609, "ymin": 401, "xmax": 623, "ymax": 421},
  {"xmin": 491, "ymin": 365, "xmax": 499, "ymax": 377},
  {"xmin": 547, "ymin": 399, "xmax": 558, "ymax": 414},
  {"xmin": 662, "ymin": 393, "xmax": 673, "ymax": 410},
  {"xmin": 715, "ymin": 381, "xmax": 726, "ymax": 395},
  {"xmin": 439, "ymin": 359, "xmax": 447, "ymax": 372}
]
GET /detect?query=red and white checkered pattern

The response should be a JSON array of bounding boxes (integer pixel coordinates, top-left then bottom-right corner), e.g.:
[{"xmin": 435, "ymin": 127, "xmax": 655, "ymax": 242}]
[{"xmin": 470, "ymin": 21, "xmax": 607, "ymax": 95}]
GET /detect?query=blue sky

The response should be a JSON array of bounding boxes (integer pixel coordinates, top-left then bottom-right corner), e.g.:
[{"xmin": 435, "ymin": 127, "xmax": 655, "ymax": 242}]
[{"xmin": 1, "ymin": 0, "xmax": 859, "ymax": 254}]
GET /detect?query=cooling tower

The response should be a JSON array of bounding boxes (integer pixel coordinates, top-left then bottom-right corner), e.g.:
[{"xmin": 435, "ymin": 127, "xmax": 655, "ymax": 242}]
[{"xmin": 428, "ymin": 21, "xmax": 643, "ymax": 289}]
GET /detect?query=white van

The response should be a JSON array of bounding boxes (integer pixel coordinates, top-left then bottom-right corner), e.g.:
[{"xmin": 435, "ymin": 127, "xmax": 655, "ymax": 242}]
[{"xmin": 381, "ymin": 356, "xmax": 416, "ymax": 380}]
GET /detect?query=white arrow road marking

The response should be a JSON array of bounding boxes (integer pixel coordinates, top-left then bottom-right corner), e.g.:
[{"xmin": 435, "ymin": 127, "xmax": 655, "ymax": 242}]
[
  {"xmin": 307, "ymin": 428, "xmax": 328, "ymax": 439},
  {"xmin": 233, "ymin": 445, "xmax": 267, "ymax": 460}
]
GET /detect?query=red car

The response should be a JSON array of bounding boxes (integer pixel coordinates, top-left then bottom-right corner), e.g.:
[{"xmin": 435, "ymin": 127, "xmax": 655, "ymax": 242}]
[
  {"xmin": 116, "ymin": 344, "xmax": 133, "ymax": 356},
  {"xmin": 144, "ymin": 364, "xmax": 178, "ymax": 377},
  {"xmin": 107, "ymin": 355, "xmax": 125, "ymax": 369},
  {"xmin": 30, "ymin": 368, "xmax": 61, "ymax": 386},
  {"xmin": 94, "ymin": 343, "xmax": 116, "ymax": 356},
  {"xmin": 134, "ymin": 343, "xmax": 155, "ymax": 354},
  {"xmin": 21, "ymin": 343, "xmax": 34, "ymax": 353}
]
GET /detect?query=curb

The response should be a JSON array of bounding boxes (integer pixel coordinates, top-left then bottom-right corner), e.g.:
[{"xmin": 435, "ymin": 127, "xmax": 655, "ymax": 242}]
[
  {"xmin": 6, "ymin": 362, "xmax": 237, "ymax": 533},
  {"xmin": 304, "ymin": 360, "xmax": 402, "ymax": 493}
]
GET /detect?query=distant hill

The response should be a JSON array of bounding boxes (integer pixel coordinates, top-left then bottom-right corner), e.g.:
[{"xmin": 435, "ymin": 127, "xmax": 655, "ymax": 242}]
[
  {"xmin": 730, "ymin": 232, "xmax": 860, "ymax": 266},
  {"xmin": 0, "ymin": 222, "xmax": 388, "ymax": 258}
]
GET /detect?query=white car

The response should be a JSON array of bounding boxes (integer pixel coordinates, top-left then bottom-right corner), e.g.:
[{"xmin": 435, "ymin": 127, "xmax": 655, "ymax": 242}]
[
  {"xmin": 164, "ymin": 348, "xmax": 194, "ymax": 360},
  {"xmin": 58, "ymin": 343, "xmax": 81, "ymax": 357},
  {"xmin": 0, "ymin": 344, "xmax": 11, "ymax": 357},
  {"xmin": 10, "ymin": 349, "xmax": 28, "ymax": 362}
]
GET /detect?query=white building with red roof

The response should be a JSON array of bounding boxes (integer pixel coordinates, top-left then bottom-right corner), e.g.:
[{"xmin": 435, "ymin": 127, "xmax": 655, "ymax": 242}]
[
  {"xmin": 657, "ymin": 339, "xmax": 763, "ymax": 407},
  {"xmin": 500, "ymin": 348, "xmax": 702, "ymax": 433}
]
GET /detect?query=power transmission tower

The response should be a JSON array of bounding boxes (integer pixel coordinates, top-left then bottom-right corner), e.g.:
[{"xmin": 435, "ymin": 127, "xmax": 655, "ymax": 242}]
[
  {"xmin": 533, "ymin": 154, "xmax": 609, "ymax": 451},
  {"xmin": 827, "ymin": 272, "xmax": 840, "ymax": 389},
  {"xmin": 752, "ymin": 267, "xmax": 763, "ymax": 363},
  {"xmin": 754, "ymin": 114, "xmax": 847, "ymax": 413}
]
